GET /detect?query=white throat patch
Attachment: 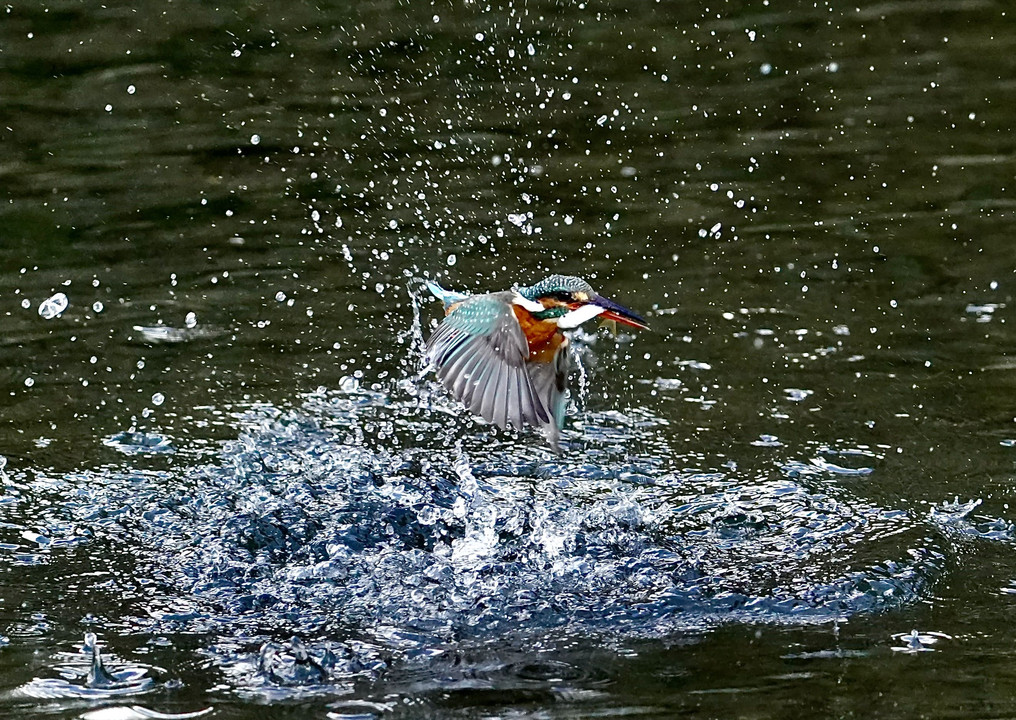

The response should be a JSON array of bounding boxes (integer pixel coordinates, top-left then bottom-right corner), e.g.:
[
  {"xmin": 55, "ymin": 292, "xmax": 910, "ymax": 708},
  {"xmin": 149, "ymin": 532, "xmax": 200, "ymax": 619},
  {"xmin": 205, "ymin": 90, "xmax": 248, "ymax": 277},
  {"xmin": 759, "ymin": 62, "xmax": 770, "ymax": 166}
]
[{"xmin": 556, "ymin": 303, "xmax": 605, "ymax": 329}]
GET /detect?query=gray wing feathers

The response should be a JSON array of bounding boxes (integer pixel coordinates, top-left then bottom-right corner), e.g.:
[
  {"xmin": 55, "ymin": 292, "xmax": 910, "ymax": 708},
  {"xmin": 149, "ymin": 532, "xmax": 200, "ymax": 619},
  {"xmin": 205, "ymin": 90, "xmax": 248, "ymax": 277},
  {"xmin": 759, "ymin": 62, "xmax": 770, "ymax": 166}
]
[{"xmin": 425, "ymin": 294, "xmax": 562, "ymax": 441}]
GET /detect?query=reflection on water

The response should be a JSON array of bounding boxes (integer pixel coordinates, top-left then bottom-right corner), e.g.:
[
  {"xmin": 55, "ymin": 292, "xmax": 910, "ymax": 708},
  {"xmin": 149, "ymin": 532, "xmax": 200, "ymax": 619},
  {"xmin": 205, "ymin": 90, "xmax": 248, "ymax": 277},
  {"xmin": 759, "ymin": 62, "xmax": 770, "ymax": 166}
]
[{"xmin": 3, "ymin": 0, "xmax": 1016, "ymax": 717}]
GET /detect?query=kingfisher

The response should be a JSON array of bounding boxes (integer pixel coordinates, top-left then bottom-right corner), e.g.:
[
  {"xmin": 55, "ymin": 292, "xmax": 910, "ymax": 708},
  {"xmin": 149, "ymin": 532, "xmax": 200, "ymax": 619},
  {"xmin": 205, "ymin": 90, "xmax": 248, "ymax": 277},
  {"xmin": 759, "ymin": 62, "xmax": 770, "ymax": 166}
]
[{"xmin": 423, "ymin": 274, "xmax": 648, "ymax": 452}]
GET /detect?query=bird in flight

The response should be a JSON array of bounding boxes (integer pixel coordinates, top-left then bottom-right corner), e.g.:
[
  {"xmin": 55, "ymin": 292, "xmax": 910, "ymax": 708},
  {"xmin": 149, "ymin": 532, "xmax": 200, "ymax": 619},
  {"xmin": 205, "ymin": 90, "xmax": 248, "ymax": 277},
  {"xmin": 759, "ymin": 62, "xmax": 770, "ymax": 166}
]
[{"xmin": 424, "ymin": 274, "xmax": 648, "ymax": 452}]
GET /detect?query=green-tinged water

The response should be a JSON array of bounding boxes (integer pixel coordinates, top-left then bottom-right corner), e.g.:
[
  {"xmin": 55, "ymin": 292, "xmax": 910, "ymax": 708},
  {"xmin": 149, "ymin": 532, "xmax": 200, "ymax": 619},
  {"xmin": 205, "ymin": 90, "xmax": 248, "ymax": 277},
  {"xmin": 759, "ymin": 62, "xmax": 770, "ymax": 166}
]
[{"xmin": 2, "ymin": 1, "xmax": 1016, "ymax": 717}]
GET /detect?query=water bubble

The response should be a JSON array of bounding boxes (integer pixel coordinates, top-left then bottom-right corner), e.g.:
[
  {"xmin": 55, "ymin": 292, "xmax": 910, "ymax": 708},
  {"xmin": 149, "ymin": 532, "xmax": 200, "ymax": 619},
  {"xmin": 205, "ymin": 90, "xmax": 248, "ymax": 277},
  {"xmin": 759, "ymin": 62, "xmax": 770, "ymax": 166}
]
[
  {"xmin": 38, "ymin": 292, "xmax": 69, "ymax": 319},
  {"xmin": 447, "ymin": 254, "xmax": 457, "ymax": 266},
  {"xmin": 24, "ymin": 377, "xmax": 35, "ymax": 388},
  {"xmin": 276, "ymin": 291, "xmax": 287, "ymax": 302},
  {"xmin": 126, "ymin": 84, "xmax": 136, "ymax": 94},
  {"xmin": 21, "ymin": 299, "xmax": 30, "ymax": 309},
  {"xmin": 760, "ymin": 62, "xmax": 773, "ymax": 75},
  {"xmin": 151, "ymin": 393, "xmax": 165, "ymax": 406},
  {"xmin": 250, "ymin": 133, "xmax": 261, "ymax": 145},
  {"xmin": 92, "ymin": 301, "xmax": 104, "ymax": 313},
  {"xmin": 185, "ymin": 312, "xmax": 197, "ymax": 329}
]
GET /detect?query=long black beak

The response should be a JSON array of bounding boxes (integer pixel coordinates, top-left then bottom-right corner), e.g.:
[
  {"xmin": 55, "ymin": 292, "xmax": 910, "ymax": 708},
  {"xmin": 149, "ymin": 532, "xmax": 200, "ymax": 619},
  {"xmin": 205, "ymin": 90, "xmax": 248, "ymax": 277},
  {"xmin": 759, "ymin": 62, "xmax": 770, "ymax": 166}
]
[{"xmin": 591, "ymin": 294, "xmax": 649, "ymax": 329}]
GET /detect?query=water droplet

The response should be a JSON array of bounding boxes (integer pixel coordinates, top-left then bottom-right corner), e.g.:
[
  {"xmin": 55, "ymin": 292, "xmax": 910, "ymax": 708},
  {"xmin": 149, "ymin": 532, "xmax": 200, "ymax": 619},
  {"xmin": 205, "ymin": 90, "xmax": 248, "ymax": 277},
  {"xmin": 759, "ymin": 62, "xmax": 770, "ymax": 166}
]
[{"xmin": 38, "ymin": 292, "xmax": 69, "ymax": 319}]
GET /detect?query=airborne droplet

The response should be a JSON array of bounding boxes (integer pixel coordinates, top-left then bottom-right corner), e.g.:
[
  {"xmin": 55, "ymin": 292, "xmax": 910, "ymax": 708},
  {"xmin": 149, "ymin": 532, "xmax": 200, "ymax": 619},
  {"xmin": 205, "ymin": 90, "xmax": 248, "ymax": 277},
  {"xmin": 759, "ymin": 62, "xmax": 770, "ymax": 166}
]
[{"xmin": 38, "ymin": 292, "xmax": 69, "ymax": 319}]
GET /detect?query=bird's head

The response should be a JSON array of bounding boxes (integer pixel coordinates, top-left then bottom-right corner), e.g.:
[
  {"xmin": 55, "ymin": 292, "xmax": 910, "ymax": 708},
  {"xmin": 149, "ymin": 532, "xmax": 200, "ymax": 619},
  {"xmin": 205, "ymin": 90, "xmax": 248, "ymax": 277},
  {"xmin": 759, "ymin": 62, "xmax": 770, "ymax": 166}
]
[{"xmin": 514, "ymin": 274, "xmax": 649, "ymax": 330}]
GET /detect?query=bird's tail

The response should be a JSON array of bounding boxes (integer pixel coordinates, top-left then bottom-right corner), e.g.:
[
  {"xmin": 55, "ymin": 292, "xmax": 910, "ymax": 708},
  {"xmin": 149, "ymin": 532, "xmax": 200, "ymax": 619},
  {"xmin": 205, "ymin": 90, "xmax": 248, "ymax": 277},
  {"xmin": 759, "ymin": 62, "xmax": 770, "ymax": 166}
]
[{"xmin": 424, "ymin": 280, "xmax": 470, "ymax": 309}]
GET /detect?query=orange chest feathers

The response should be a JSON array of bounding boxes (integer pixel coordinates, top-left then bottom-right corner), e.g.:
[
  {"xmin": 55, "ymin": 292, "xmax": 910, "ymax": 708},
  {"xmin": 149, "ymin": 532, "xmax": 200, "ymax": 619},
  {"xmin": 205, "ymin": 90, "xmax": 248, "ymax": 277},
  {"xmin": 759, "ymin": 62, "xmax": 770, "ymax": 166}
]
[{"xmin": 512, "ymin": 305, "xmax": 565, "ymax": 363}]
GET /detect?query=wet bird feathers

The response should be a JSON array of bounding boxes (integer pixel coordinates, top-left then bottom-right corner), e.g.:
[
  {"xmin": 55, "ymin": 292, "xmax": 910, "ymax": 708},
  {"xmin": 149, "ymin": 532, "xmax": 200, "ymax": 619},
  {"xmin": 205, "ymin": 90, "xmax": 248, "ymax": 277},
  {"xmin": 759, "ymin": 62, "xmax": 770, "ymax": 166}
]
[{"xmin": 425, "ymin": 290, "xmax": 568, "ymax": 449}]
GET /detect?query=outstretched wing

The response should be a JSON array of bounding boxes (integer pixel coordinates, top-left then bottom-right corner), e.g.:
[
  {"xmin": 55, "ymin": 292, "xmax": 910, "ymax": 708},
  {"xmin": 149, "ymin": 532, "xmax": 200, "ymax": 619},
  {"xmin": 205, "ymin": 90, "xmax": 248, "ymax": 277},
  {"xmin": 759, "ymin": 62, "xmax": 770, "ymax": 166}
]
[{"xmin": 425, "ymin": 293, "xmax": 551, "ymax": 431}]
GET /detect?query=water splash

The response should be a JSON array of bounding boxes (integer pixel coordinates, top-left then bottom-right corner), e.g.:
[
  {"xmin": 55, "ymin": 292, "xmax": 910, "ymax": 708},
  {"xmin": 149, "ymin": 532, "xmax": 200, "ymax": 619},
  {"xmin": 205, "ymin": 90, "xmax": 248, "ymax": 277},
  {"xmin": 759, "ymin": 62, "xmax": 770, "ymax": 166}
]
[
  {"xmin": 18, "ymin": 633, "xmax": 157, "ymax": 699},
  {"xmin": 890, "ymin": 629, "xmax": 950, "ymax": 653},
  {"xmin": 103, "ymin": 431, "xmax": 176, "ymax": 455},
  {"xmin": 35, "ymin": 381, "xmax": 951, "ymax": 698}
]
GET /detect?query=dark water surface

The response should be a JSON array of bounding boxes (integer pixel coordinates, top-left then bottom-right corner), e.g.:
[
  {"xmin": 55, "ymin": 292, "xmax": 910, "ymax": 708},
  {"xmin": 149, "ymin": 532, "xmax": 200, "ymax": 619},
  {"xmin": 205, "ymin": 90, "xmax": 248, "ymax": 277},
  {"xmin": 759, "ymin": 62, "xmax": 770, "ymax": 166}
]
[{"xmin": 2, "ymin": 0, "xmax": 1016, "ymax": 717}]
